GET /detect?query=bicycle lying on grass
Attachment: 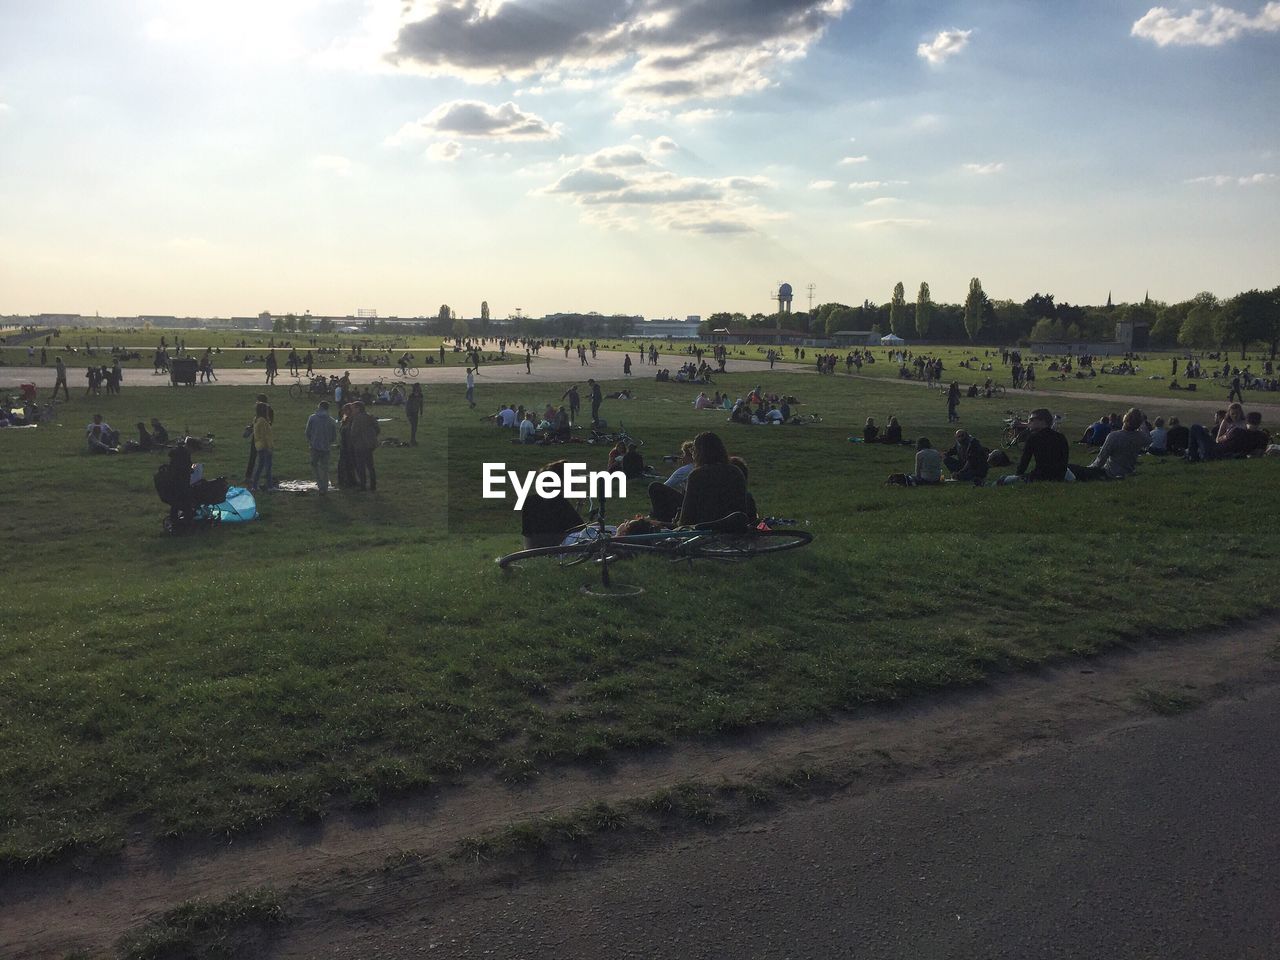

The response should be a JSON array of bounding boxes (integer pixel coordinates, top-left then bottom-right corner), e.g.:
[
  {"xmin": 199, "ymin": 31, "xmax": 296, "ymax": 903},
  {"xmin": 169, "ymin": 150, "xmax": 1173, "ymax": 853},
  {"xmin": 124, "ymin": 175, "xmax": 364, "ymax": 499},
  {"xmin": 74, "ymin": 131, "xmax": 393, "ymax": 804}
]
[{"xmin": 496, "ymin": 506, "xmax": 812, "ymax": 596}]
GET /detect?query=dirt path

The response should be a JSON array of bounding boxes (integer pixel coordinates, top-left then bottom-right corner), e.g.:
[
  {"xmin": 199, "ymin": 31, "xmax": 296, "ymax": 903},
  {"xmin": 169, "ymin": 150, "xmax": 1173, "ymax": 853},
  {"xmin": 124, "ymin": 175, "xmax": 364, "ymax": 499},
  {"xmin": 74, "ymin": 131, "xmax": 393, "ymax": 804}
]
[{"xmin": 3, "ymin": 616, "xmax": 1278, "ymax": 959}]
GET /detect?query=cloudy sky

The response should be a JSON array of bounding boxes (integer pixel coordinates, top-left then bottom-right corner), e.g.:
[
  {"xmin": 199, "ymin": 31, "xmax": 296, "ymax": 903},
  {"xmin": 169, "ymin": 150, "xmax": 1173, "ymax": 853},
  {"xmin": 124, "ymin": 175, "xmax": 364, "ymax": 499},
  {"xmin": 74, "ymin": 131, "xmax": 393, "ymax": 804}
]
[{"xmin": 1, "ymin": 0, "xmax": 1277, "ymax": 318}]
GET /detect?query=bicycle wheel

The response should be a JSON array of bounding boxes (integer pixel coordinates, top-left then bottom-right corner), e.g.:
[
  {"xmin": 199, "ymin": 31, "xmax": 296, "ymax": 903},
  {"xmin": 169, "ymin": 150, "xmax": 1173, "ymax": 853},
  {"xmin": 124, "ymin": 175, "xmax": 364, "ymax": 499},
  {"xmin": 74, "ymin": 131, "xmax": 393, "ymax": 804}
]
[
  {"xmin": 671, "ymin": 528, "xmax": 813, "ymax": 561},
  {"xmin": 406, "ymin": 366, "xmax": 419, "ymax": 377},
  {"xmin": 497, "ymin": 540, "xmax": 614, "ymax": 570},
  {"xmin": 289, "ymin": 383, "xmax": 304, "ymax": 401}
]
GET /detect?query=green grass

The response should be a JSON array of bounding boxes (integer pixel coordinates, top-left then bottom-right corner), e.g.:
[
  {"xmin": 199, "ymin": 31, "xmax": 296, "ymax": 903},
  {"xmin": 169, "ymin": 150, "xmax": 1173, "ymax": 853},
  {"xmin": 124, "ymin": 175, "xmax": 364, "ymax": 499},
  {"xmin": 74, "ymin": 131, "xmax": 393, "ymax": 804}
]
[
  {"xmin": 116, "ymin": 888, "xmax": 285, "ymax": 960},
  {"xmin": 1, "ymin": 368, "xmax": 1278, "ymax": 869},
  {"xmin": 1133, "ymin": 687, "xmax": 1203, "ymax": 716}
]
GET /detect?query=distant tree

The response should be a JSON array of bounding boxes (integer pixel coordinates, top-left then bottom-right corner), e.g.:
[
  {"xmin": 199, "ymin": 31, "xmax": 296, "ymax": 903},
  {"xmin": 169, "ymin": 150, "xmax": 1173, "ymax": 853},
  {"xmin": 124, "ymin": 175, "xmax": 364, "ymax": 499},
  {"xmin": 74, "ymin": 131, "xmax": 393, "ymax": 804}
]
[
  {"xmin": 889, "ymin": 282, "xmax": 906, "ymax": 337},
  {"xmin": 1023, "ymin": 292, "xmax": 1056, "ymax": 321},
  {"xmin": 1178, "ymin": 300, "xmax": 1218, "ymax": 350},
  {"xmin": 438, "ymin": 304, "xmax": 451, "ymax": 322},
  {"xmin": 298, "ymin": 316, "xmax": 312, "ymax": 333},
  {"xmin": 284, "ymin": 314, "xmax": 298, "ymax": 334},
  {"xmin": 317, "ymin": 317, "xmax": 334, "ymax": 334},
  {"xmin": 1269, "ymin": 285, "xmax": 1280, "ymax": 357},
  {"xmin": 1030, "ymin": 318, "xmax": 1056, "ymax": 341},
  {"xmin": 272, "ymin": 317, "xmax": 285, "ymax": 334},
  {"xmin": 452, "ymin": 317, "xmax": 470, "ymax": 340},
  {"xmin": 1150, "ymin": 303, "xmax": 1189, "ymax": 347},
  {"xmin": 480, "ymin": 301, "xmax": 490, "ymax": 322},
  {"xmin": 964, "ymin": 278, "xmax": 986, "ymax": 341},
  {"xmin": 915, "ymin": 282, "xmax": 934, "ymax": 338},
  {"xmin": 1216, "ymin": 289, "xmax": 1276, "ymax": 358}
]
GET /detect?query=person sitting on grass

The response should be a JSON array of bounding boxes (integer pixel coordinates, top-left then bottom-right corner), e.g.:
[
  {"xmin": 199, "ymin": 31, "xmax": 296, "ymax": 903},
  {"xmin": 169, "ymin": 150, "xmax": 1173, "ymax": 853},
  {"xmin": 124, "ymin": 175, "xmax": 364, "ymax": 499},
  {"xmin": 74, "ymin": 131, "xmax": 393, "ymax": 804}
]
[
  {"xmin": 674, "ymin": 431, "xmax": 753, "ymax": 529},
  {"xmin": 1187, "ymin": 410, "xmax": 1269, "ymax": 461},
  {"xmin": 520, "ymin": 460, "xmax": 584, "ymax": 549},
  {"xmin": 881, "ymin": 416, "xmax": 904, "ymax": 445},
  {"xmin": 1079, "ymin": 413, "xmax": 1112, "ymax": 446},
  {"xmin": 1165, "ymin": 416, "xmax": 1189, "ymax": 456},
  {"xmin": 1148, "ymin": 417, "xmax": 1169, "ymax": 456},
  {"xmin": 909, "ymin": 437, "xmax": 944, "ymax": 485},
  {"xmin": 647, "ymin": 440, "xmax": 695, "ymax": 522},
  {"xmin": 519, "ymin": 412, "xmax": 537, "ymax": 444},
  {"xmin": 1075, "ymin": 408, "xmax": 1148, "ymax": 480},
  {"xmin": 620, "ymin": 443, "xmax": 647, "ymax": 479},
  {"xmin": 1011, "ymin": 408, "xmax": 1069, "ymax": 482},
  {"xmin": 944, "ymin": 430, "xmax": 989, "ymax": 482},
  {"xmin": 121, "ymin": 421, "xmax": 156, "ymax": 453},
  {"xmin": 863, "ymin": 417, "xmax": 879, "ymax": 444},
  {"xmin": 85, "ymin": 413, "xmax": 118, "ymax": 454}
]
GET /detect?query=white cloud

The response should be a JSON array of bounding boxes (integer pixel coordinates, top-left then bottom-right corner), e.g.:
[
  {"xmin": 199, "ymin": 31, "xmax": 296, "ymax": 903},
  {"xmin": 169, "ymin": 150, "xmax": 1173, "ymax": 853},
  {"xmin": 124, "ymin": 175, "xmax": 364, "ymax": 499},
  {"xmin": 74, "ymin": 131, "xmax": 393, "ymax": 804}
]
[
  {"xmin": 675, "ymin": 108, "xmax": 730, "ymax": 125},
  {"xmin": 809, "ymin": 179, "xmax": 837, "ymax": 190},
  {"xmin": 390, "ymin": 100, "xmax": 562, "ymax": 145},
  {"xmin": 536, "ymin": 144, "xmax": 782, "ymax": 234},
  {"xmin": 312, "ymin": 154, "xmax": 354, "ymax": 176},
  {"xmin": 426, "ymin": 140, "xmax": 463, "ymax": 162},
  {"xmin": 863, "ymin": 196, "xmax": 900, "ymax": 206},
  {"xmin": 839, "ymin": 155, "xmax": 870, "ymax": 165},
  {"xmin": 0, "ymin": 102, "xmax": 10, "ymax": 114},
  {"xmin": 1185, "ymin": 172, "xmax": 1277, "ymax": 185},
  {"xmin": 848, "ymin": 179, "xmax": 907, "ymax": 190},
  {"xmin": 651, "ymin": 135, "xmax": 680, "ymax": 154},
  {"xmin": 963, "ymin": 161, "xmax": 1005, "ymax": 174},
  {"xmin": 855, "ymin": 218, "xmax": 932, "ymax": 229},
  {"xmin": 1132, "ymin": 3, "xmax": 1280, "ymax": 46},
  {"xmin": 917, "ymin": 29, "xmax": 972, "ymax": 65}
]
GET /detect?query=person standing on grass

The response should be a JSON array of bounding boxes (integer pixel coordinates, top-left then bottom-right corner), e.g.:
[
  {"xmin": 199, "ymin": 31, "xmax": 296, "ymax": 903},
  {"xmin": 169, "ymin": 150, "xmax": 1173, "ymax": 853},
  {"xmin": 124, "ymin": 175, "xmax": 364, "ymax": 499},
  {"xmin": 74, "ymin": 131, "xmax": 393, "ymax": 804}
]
[
  {"xmin": 251, "ymin": 402, "xmax": 275, "ymax": 491},
  {"xmin": 624, "ymin": 354, "xmax": 632, "ymax": 376},
  {"xmin": 265, "ymin": 349, "xmax": 278, "ymax": 385},
  {"xmin": 525, "ymin": 350, "xmax": 532, "ymax": 374},
  {"xmin": 406, "ymin": 383, "xmax": 424, "ymax": 446},
  {"xmin": 52, "ymin": 356, "xmax": 69, "ymax": 400},
  {"xmin": 589, "ymin": 378, "xmax": 602, "ymax": 426},
  {"xmin": 245, "ymin": 393, "xmax": 273, "ymax": 485},
  {"xmin": 349, "ymin": 402, "xmax": 380, "ymax": 491},
  {"xmin": 947, "ymin": 380, "xmax": 961, "ymax": 423},
  {"xmin": 562, "ymin": 384, "xmax": 580, "ymax": 425},
  {"xmin": 110, "ymin": 358, "xmax": 123, "ymax": 395},
  {"xmin": 465, "ymin": 366, "xmax": 476, "ymax": 409},
  {"xmin": 305, "ymin": 401, "xmax": 337, "ymax": 494}
]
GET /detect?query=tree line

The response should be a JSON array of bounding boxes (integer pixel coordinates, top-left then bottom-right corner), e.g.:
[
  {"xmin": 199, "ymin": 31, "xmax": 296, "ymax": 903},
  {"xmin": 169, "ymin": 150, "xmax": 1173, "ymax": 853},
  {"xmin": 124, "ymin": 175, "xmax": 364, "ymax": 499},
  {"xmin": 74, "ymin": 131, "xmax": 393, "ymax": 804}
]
[{"xmin": 701, "ymin": 281, "xmax": 1280, "ymax": 356}]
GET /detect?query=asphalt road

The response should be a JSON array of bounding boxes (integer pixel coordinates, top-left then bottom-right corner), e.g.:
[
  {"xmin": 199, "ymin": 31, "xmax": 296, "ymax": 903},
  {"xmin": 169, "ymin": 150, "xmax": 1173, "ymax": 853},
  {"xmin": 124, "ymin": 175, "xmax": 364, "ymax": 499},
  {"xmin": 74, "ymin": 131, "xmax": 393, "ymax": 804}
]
[{"xmin": 313, "ymin": 684, "xmax": 1280, "ymax": 960}]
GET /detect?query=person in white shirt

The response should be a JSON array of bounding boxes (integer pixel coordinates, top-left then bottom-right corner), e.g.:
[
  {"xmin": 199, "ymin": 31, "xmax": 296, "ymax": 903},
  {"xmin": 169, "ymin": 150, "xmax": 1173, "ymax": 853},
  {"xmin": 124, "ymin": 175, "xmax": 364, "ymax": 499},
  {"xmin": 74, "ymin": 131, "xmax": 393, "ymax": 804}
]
[
  {"xmin": 85, "ymin": 414, "xmax": 118, "ymax": 453},
  {"xmin": 498, "ymin": 405, "xmax": 517, "ymax": 428},
  {"xmin": 465, "ymin": 367, "xmax": 476, "ymax": 409},
  {"xmin": 1148, "ymin": 417, "xmax": 1169, "ymax": 456},
  {"xmin": 647, "ymin": 440, "xmax": 695, "ymax": 521},
  {"xmin": 913, "ymin": 437, "xmax": 943, "ymax": 484},
  {"xmin": 766, "ymin": 405, "xmax": 784, "ymax": 424},
  {"xmin": 519, "ymin": 413, "xmax": 537, "ymax": 443}
]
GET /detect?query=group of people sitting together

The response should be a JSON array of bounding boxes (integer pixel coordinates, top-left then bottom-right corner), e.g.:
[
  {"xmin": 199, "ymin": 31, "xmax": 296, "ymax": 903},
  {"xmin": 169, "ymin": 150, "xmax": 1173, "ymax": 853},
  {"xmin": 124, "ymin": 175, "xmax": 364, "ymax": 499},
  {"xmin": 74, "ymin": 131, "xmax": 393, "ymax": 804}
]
[
  {"xmin": 520, "ymin": 431, "xmax": 758, "ymax": 549},
  {"xmin": 84, "ymin": 414, "xmax": 172, "ymax": 454},
  {"xmin": 655, "ymin": 360, "xmax": 715, "ymax": 384},
  {"xmin": 891, "ymin": 402, "xmax": 1273, "ymax": 488},
  {"xmin": 722, "ymin": 387, "xmax": 805, "ymax": 425}
]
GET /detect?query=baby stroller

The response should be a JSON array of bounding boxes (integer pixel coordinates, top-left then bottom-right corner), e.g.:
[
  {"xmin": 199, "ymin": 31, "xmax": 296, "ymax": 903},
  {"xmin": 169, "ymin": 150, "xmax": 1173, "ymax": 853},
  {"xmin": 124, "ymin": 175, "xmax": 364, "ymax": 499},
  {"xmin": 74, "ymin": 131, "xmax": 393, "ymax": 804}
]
[{"xmin": 155, "ymin": 460, "xmax": 230, "ymax": 533}]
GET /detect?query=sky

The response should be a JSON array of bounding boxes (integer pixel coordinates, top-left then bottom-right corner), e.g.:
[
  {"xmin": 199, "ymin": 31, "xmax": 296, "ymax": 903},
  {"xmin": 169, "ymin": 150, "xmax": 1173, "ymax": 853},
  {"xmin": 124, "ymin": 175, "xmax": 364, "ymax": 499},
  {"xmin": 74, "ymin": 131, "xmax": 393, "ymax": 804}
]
[{"xmin": 0, "ymin": 0, "xmax": 1278, "ymax": 319}]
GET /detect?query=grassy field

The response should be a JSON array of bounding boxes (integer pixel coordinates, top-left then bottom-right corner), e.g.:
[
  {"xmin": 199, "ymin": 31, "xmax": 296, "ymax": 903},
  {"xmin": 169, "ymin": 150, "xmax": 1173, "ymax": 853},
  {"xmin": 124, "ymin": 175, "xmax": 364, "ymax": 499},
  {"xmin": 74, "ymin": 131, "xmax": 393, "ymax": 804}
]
[{"xmin": 2, "ymin": 368, "xmax": 1278, "ymax": 869}]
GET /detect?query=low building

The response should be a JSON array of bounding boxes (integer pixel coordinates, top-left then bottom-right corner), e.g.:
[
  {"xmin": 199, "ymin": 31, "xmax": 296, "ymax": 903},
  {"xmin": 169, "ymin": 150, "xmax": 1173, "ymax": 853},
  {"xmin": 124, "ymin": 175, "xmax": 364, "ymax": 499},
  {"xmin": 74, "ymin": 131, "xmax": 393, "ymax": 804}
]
[
  {"xmin": 630, "ymin": 318, "xmax": 699, "ymax": 339},
  {"xmin": 708, "ymin": 326, "xmax": 811, "ymax": 346},
  {"xmin": 832, "ymin": 330, "xmax": 879, "ymax": 347}
]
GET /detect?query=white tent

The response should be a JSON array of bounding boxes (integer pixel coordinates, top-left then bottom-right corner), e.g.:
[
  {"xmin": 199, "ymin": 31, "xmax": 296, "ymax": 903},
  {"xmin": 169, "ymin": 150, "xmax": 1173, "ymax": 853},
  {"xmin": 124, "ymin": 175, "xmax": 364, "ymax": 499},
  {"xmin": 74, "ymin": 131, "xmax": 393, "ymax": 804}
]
[{"xmin": 880, "ymin": 333, "xmax": 906, "ymax": 345}]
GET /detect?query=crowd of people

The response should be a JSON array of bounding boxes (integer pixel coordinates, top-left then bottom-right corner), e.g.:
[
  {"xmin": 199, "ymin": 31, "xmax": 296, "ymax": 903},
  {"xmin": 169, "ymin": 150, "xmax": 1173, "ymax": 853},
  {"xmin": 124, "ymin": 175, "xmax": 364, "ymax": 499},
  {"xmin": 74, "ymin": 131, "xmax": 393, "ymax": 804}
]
[{"xmin": 888, "ymin": 402, "xmax": 1273, "ymax": 488}]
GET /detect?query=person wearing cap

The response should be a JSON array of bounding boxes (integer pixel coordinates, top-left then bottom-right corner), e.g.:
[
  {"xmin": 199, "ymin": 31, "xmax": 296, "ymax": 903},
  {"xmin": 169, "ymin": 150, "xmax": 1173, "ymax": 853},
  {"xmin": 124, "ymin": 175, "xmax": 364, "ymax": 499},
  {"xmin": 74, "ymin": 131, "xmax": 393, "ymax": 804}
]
[{"xmin": 1015, "ymin": 408, "xmax": 1069, "ymax": 481}]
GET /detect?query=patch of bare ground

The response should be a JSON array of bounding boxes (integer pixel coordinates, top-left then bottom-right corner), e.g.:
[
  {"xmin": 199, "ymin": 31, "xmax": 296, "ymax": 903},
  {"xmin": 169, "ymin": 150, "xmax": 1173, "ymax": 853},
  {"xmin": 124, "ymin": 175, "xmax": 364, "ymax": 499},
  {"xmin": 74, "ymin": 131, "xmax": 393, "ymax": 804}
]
[{"xmin": 4, "ymin": 616, "xmax": 1278, "ymax": 959}]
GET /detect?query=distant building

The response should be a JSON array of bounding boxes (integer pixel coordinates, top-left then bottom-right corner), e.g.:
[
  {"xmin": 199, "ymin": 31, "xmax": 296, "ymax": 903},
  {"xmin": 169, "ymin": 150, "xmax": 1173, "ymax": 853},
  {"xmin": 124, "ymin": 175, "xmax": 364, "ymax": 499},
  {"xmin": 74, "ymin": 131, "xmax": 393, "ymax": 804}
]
[
  {"xmin": 832, "ymin": 330, "xmax": 879, "ymax": 347},
  {"xmin": 708, "ymin": 326, "xmax": 810, "ymax": 346},
  {"xmin": 631, "ymin": 318, "xmax": 699, "ymax": 339}
]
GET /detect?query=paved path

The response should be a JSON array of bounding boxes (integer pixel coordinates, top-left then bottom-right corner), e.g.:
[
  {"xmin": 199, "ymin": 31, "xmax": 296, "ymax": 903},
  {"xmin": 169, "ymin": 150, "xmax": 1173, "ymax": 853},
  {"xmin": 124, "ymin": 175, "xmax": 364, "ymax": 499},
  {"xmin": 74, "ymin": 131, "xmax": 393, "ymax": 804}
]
[
  {"xmin": 0, "ymin": 351, "xmax": 791, "ymax": 390},
  {"xmin": 313, "ymin": 683, "xmax": 1280, "ymax": 960}
]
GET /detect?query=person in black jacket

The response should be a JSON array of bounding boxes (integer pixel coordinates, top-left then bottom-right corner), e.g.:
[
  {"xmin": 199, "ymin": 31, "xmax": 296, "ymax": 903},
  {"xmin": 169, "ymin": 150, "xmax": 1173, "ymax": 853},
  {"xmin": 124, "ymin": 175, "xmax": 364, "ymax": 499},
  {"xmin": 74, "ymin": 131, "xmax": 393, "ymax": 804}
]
[
  {"xmin": 1016, "ymin": 408, "xmax": 1069, "ymax": 481},
  {"xmin": 945, "ymin": 430, "xmax": 989, "ymax": 482},
  {"xmin": 677, "ymin": 432, "xmax": 752, "ymax": 527},
  {"xmin": 520, "ymin": 460, "xmax": 584, "ymax": 549}
]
